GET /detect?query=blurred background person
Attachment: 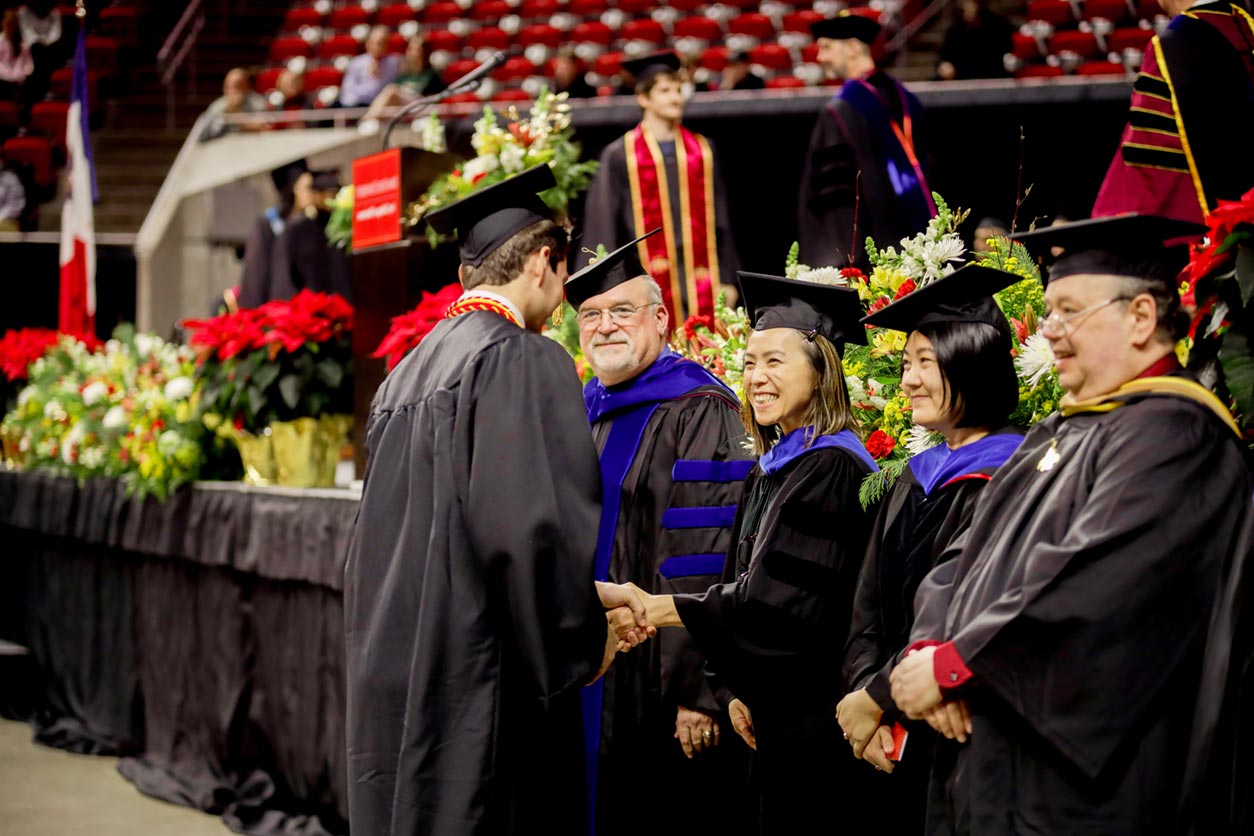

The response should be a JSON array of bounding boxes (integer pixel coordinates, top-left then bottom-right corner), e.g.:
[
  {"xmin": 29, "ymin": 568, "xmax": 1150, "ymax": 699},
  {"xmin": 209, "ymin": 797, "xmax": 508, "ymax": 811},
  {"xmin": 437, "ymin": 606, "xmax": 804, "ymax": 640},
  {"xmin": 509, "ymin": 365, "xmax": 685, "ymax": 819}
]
[
  {"xmin": 200, "ymin": 67, "xmax": 267, "ymax": 141},
  {"xmin": 718, "ymin": 52, "xmax": 765, "ymax": 91},
  {"xmin": 270, "ymin": 169, "xmax": 351, "ymax": 302},
  {"xmin": 358, "ymin": 35, "xmax": 444, "ymax": 132},
  {"xmin": 936, "ymin": 0, "xmax": 1014, "ymax": 80},
  {"xmin": 553, "ymin": 48, "xmax": 596, "ymax": 99},
  {"xmin": 339, "ymin": 26, "xmax": 399, "ymax": 108}
]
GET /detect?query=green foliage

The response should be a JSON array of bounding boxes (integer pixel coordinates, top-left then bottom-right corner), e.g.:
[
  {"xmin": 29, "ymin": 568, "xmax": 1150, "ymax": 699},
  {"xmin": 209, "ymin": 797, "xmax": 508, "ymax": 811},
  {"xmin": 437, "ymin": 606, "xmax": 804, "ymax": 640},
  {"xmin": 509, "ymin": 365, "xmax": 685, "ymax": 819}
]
[{"xmin": 859, "ymin": 458, "xmax": 907, "ymax": 508}]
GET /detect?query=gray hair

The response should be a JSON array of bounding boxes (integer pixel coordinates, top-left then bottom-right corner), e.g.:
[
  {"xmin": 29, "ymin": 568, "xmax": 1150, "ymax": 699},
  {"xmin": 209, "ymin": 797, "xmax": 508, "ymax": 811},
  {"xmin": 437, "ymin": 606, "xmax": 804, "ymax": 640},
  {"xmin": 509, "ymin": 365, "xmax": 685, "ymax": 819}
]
[{"xmin": 1113, "ymin": 275, "xmax": 1188, "ymax": 344}]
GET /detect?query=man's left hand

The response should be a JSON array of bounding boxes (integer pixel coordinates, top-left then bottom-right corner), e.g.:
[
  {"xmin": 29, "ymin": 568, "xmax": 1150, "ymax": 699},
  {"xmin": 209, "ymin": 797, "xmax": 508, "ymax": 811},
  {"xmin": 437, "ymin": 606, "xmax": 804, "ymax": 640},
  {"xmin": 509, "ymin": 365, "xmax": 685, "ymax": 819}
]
[
  {"xmin": 675, "ymin": 706, "xmax": 719, "ymax": 759},
  {"xmin": 890, "ymin": 646, "xmax": 943, "ymax": 719}
]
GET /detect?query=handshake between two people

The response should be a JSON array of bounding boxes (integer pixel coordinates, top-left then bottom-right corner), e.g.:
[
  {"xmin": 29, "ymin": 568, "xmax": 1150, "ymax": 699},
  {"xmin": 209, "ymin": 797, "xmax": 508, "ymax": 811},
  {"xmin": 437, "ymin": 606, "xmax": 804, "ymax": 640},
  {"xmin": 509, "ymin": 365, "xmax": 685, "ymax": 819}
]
[{"xmin": 592, "ymin": 582, "xmax": 682, "ymax": 681}]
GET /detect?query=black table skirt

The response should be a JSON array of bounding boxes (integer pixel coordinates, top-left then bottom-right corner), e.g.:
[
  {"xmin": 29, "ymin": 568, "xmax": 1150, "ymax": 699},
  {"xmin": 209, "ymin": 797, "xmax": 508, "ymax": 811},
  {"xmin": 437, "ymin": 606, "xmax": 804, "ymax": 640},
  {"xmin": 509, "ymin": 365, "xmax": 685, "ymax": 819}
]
[{"xmin": 0, "ymin": 471, "xmax": 359, "ymax": 835}]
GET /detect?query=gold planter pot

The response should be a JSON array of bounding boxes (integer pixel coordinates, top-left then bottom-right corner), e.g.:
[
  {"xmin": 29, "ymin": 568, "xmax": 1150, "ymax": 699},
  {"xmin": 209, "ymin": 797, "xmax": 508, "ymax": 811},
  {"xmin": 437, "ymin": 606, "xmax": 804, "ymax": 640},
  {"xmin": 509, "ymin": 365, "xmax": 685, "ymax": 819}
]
[
  {"xmin": 269, "ymin": 414, "xmax": 352, "ymax": 488},
  {"xmin": 234, "ymin": 429, "xmax": 278, "ymax": 486}
]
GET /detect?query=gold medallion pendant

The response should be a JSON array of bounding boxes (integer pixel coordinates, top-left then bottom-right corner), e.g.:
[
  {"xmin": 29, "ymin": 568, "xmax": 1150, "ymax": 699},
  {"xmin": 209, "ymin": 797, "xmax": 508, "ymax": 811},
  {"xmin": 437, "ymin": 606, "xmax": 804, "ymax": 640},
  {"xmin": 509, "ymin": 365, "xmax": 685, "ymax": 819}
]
[{"xmin": 1037, "ymin": 438, "xmax": 1061, "ymax": 473}]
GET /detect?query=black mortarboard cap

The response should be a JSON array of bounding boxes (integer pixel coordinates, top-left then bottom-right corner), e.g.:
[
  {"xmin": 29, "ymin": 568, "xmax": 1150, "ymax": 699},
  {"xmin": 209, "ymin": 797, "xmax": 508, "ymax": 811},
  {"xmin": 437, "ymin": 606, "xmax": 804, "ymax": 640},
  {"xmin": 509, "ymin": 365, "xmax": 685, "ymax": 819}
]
[
  {"xmin": 739, "ymin": 272, "xmax": 867, "ymax": 353},
  {"xmin": 564, "ymin": 228, "xmax": 662, "ymax": 308},
  {"xmin": 1009, "ymin": 214, "xmax": 1206, "ymax": 285},
  {"xmin": 861, "ymin": 264, "xmax": 1021, "ymax": 338},
  {"xmin": 270, "ymin": 158, "xmax": 308, "ymax": 193},
  {"xmin": 622, "ymin": 51, "xmax": 682, "ymax": 86},
  {"xmin": 810, "ymin": 11, "xmax": 882, "ymax": 44},
  {"xmin": 309, "ymin": 169, "xmax": 342, "ymax": 191},
  {"xmin": 424, "ymin": 164, "xmax": 557, "ymax": 267}
]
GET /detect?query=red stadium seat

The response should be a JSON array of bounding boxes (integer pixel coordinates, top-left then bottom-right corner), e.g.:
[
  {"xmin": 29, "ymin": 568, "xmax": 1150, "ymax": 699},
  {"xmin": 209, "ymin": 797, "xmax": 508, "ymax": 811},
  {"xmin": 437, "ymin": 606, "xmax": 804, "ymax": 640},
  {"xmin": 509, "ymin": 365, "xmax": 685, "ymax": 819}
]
[
  {"xmin": 1012, "ymin": 32, "xmax": 1041, "ymax": 59},
  {"xmin": 256, "ymin": 67, "xmax": 283, "ymax": 93},
  {"xmin": 270, "ymin": 36, "xmax": 313, "ymax": 62},
  {"xmin": 766, "ymin": 75, "xmax": 807, "ymax": 88},
  {"xmin": 470, "ymin": 0, "xmax": 512, "ymax": 21},
  {"xmin": 493, "ymin": 56, "xmax": 536, "ymax": 81},
  {"xmin": 1016, "ymin": 63, "xmax": 1066, "ymax": 77},
  {"xmin": 518, "ymin": 24, "xmax": 563, "ymax": 48},
  {"xmin": 50, "ymin": 68, "xmax": 97, "ymax": 105},
  {"xmin": 305, "ymin": 66, "xmax": 344, "ymax": 89},
  {"xmin": 29, "ymin": 101, "xmax": 69, "ymax": 153},
  {"xmin": 320, "ymin": 35, "xmax": 361, "ymax": 61},
  {"xmin": 3, "ymin": 137, "xmax": 53, "ymax": 188},
  {"xmin": 568, "ymin": 0, "xmax": 609, "ymax": 15},
  {"xmin": 620, "ymin": 19, "xmax": 666, "ymax": 44},
  {"xmin": 722, "ymin": 0, "xmax": 763, "ymax": 8},
  {"xmin": 1026, "ymin": 0, "xmax": 1073, "ymax": 25},
  {"xmin": 387, "ymin": 33, "xmax": 408, "ymax": 54},
  {"xmin": 1109, "ymin": 25, "xmax": 1154, "ymax": 51},
  {"xmin": 86, "ymin": 35, "xmax": 121, "ymax": 79},
  {"xmin": 668, "ymin": 0, "xmax": 707, "ymax": 10},
  {"xmin": 424, "ymin": 30, "xmax": 462, "ymax": 53},
  {"xmin": 727, "ymin": 13, "xmax": 776, "ymax": 40},
  {"xmin": 98, "ymin": 5, "xmax": 140, "ymax": 45},
  {"xmin": 443, "ymin": 58, "xmax": 481, "ymax": 85},
  {"xmin": 673, "ymin": 17, "xmax": 722, "ymax": 41},
  {"xmin": 377, "ymin": 4, "xmax": 417, "ymax": 27},
  {"xmin": 801, "ymin": 43, "xmax": 819, "ymax": 63},
  {"xmin": 1084, "ymin": 0, "xmax": 1133, "ymax": 21},
  {"xmin": 1076, "ymin": 59, "xmax": 1127, "ymax": 75},
  {"xmin": 468, "ymin": 27, "xmax": 511, "ymax": 51},
  {"xmin": 748, "ymin": 44, "xmax": 792, "ymax": 71},
  {"xmin": 781, "ymin": 10, "xmax": 824, "ymax": 33},
  {"xmin": 424, "ymin": 2, "xmax": 463, "ymax": 24},
  {"xmin": 572, "ymin": 21, "xmax": 614, "ymax": 45},
  {"xmin": 520, "ymin": 0, "xmax": 560, "ymax": 17},
  {"xmin": 699, "ymin": 46, "xmax": 730, "ymax": 71},
  {"xmin": 592, "ymin": 51, "xmax": 624, "ymax": 77},
  {"xmin": 0, "ymin": 101, "xmax": 19, "ymax": 135},
  {"xmin": 494, "ymin": 89, "xmax": 533, "ymax": 102},
  {"xmin": 1050, "ymin": 30, "xmax": 1100, "ymax": 57},
  {"xmin": 618, "ymin": 0, "xmax": 656, "ymax": 13},
  {"xmin": 284, "ymin": 7, "xmax": 326, "ymax": 29},
  {"xmin": 1135, "ymin": 0, "xmax": 1162, "ymax": 18},
  {"xmin": 330, "ymin": 6, "xmax": 372, "ymax": 29},
  {"xmin": 443, "ymin": 92, "xmax": 482, "ymax": 104}
]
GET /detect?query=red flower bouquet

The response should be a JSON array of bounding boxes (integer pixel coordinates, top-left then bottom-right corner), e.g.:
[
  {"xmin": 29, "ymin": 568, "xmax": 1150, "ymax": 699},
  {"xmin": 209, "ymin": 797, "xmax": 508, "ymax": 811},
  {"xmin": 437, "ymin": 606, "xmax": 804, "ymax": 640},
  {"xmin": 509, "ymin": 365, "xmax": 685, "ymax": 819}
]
[
  {"xmin": 0, "ymin": 328, "xmax": 61, "ymax": 383},
  {"xmin": 372, "ymin": 284, "xmax": 463, "ymax": 371},
  {"xmin": 865, "ymin": 429, "xmax": 897, "ymax": 460}
]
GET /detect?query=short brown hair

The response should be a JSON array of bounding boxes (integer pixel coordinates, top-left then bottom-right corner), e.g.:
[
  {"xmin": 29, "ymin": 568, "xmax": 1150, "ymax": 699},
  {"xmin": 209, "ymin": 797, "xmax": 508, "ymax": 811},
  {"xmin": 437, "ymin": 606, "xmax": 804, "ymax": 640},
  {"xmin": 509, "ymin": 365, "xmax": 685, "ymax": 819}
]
[
  {"xmin": 635, "ymin": 70, "xmax": 682, "ymax": 97},
  {"xmin": 460, "ymin": 220, "xmax": 569, "ymax": 289},
  {"xmin": 741, "ymin": 332, "xmax": 859, "ymax": 456}
]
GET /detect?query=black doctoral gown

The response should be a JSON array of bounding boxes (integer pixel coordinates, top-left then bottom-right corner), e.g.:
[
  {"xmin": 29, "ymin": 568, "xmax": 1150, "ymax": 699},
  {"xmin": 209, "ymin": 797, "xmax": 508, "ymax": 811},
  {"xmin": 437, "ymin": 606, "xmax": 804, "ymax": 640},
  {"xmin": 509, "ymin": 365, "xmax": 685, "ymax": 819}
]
[
  {"xmin": 910, "ymin": 384, "xmax": 1253, "ymax": 835},
  {"xmin": 237, "ymin": 210, "xmax": 285, "ymax": 309},
  {"xmin": 343, "ymin": 311, "xmax": 609, "ymax": 836},
  {"xmin": 673, "ymin": 445, "xmax": 878, "ymax": 835},
  {"xmin": 574, "ymin": 133, "xmax": 741, "ymax": 302},
  {"xmin": 797, "ymin": 71, "xmax": 932, "ymax": 269},
  {"xmin": 270, "ymin": 211, "xmax": 353, "ymax": 302},
  {"xmin": 591, "ymin": 383, "xmax": 754, "ymax": 836}
]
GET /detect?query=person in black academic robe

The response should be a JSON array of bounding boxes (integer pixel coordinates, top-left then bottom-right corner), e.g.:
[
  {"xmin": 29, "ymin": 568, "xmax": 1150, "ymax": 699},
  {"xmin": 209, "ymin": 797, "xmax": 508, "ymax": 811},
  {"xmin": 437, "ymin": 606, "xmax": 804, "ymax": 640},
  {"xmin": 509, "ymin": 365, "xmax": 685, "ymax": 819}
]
[
  {"xmin": 237, "ymin": 160, "xmax": 306, "ymax": 309},
  {"xmin": 836, "ymin": 264, "xmax": 1025, "ymax": 833},
  {"xmin": 889, "ymin": 215, "xmax": 1254, "ymax": 835},
  {"xmin": 344, "ymin": 166, "xmax": 645, "ymax": 836},
  {"xmin": 269, "ymin": 170, "xmax": 352, "ymax": 302},
  {"xmin": 565, "ymin": 236, "xmax": 754, "ymax": 836},
  {"xmin": 615, "ymin": 273, "xmax": 880, "ymax": 835},
  {"xmin": 799, "ymin": 14, "xmax": 934, "ymax": 269}
]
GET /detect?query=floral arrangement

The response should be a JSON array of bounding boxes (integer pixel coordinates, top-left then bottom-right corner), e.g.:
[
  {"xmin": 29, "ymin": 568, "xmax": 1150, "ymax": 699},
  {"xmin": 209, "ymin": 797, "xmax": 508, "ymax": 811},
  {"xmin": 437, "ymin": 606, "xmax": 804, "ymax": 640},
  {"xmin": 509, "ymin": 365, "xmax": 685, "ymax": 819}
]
[
  {"xmin": 410, "ymin": 90, "xmax": 599, "ymax": 246},
  {"xmin": 1180, "ymin": 186, "xmax": 1254, "ymax": 436},
  {"xmin": 183, "ymin": 290, "xmax": 354, "ymax": 434},
  {"xmin": 325, "ymin": 184, "xmax": 354, "ymax": 252},
  {"xmin": 1, "ymin": 327, "xmax": 67, "ymax": 416},
  {"xmin": 1, "ymin": 327, "xmax": 204, "ymax": 500},
  {"xmin": 372, "ymin": 283, "xmax": 463, "ymax": 371},
  {"xmin": 672, "ymin": 292, "xmax": 751, "ymax": 391}
]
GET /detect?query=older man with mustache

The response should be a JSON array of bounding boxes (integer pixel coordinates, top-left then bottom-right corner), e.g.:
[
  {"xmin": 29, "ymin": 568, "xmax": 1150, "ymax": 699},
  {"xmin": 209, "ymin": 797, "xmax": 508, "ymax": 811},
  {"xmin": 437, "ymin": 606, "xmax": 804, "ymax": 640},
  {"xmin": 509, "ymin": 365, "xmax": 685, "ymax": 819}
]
[{"xmin": 567, "ymin": 230, "xmax": 754, "ymax": 836}]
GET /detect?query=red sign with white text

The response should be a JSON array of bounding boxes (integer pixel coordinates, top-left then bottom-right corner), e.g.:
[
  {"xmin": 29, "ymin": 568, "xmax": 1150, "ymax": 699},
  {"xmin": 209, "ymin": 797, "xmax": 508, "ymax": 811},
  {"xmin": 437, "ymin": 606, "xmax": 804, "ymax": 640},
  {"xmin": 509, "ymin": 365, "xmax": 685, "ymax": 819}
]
[{"xmin": 352, "ymin": 149, "xmax": 404, "ymax": 249}]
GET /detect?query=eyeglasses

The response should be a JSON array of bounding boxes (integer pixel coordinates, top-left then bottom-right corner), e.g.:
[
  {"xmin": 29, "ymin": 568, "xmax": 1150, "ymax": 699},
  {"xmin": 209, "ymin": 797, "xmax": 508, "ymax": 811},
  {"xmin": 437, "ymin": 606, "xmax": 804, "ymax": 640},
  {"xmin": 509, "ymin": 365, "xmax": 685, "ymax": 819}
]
[
  {"xmin": 577, "ymin": 302, "xmax": 658, "ymax": 327},
  {"xmin": 1040, "ymin": 297, "xmax": 1130, "ymax": 336}
]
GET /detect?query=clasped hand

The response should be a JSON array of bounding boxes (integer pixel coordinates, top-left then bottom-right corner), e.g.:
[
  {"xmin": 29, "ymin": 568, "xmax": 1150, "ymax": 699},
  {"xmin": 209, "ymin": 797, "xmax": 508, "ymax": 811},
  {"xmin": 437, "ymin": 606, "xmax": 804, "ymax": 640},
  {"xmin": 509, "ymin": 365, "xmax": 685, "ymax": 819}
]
[{"xmin": 889, "ymin": 646, "xmax": 972, "ymax": 743}]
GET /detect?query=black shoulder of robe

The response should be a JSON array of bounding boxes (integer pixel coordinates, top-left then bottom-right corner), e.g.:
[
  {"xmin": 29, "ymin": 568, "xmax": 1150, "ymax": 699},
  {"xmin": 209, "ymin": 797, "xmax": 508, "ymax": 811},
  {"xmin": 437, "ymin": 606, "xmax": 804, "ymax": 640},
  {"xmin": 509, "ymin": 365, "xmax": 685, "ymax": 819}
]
[
  {"xmin": 574, "ymin": 136, "xmax": 630, "ymax": 271},
  {"xmin": 674, "ymin": 446, "xmax": 876, "ymax": 712},
  {"xmin": 345, "ymin": 312, "xmax": 606, "ymax": 836}
]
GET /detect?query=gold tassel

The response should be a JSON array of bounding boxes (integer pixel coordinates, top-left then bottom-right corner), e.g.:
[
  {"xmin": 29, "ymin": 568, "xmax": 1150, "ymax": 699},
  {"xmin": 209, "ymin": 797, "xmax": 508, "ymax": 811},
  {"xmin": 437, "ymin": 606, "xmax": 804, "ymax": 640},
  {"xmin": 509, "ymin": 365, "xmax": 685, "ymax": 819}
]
[{"xmin": 552, "ymin": 302, "xmax": 563, "ymax": 326}]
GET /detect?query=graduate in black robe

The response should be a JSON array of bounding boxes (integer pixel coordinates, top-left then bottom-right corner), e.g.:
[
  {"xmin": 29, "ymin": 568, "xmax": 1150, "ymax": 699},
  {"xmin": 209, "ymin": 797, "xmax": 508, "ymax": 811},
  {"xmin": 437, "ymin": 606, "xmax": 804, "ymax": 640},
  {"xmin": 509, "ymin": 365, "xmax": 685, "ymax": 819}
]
[
  {"xmin": 889, "ymin": 215, "xmax": 1254, "ymax": 835},
  {"xmin": 799, "ymin": 14, "xmax": 935, "ymax": 269},
  {"xmin": 237, "ymin": 160, "xmax": 306, "ymax": 309},
  {"xmin": 837, "ymin": 264, "xmax": 1025, "ymax": 832},
  {"xmin": 565, "ymin": 233, "xmax": 754, "ymax": 836},
  {"xmin": 618, "ymin": 273, "xmax": 881, "ymax": 834},
  {"xmin": 575, "ymin": 52, "xmax": 740, "ymax": 320},
  {"xmin": 344, "ymin": 166, "xmax": 644, "ymax": 836},
  {"xmin": 269, "ymin": 171, "xmax": 352, "ymax": 303}
]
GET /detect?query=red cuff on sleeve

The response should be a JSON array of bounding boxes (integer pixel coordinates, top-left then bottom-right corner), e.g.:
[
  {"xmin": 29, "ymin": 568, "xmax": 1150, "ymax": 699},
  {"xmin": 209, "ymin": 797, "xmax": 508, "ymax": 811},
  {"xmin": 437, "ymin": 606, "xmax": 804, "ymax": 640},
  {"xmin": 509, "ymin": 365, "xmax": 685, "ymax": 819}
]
[
  {"xmin": 933, "ymin": 641, "xmax": 973, "ymax": 691},
  {"xmin": 905, "ymin": 639, "xmax": 941, "ymax": 655}
]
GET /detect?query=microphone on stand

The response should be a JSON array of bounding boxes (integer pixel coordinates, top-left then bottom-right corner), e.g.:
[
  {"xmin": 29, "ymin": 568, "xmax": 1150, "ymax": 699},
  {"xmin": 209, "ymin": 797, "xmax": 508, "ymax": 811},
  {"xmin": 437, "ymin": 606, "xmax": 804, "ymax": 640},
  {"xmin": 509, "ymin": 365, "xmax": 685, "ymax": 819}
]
[{"xmin": 381, "ymin": 50, "xmax": 508, "ymax": 150}]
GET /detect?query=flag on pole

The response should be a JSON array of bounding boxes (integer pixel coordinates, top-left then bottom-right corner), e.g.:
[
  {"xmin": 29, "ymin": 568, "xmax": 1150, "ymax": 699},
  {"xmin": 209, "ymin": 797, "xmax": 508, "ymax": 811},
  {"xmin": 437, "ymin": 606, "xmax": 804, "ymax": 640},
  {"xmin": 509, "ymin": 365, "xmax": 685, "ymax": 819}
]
[{"xmin": 58, "ymin": 25, "xmax": 98, "ymax": 339}]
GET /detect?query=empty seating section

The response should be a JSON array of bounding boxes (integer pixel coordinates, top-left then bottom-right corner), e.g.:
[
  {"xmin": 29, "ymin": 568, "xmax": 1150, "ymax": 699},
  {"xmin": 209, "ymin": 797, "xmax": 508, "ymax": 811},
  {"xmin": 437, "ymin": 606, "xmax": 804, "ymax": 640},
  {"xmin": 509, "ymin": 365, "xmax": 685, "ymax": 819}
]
[{"xmin": 1012, "ymin": 0, "xmax": 1164, "ymax": 78}]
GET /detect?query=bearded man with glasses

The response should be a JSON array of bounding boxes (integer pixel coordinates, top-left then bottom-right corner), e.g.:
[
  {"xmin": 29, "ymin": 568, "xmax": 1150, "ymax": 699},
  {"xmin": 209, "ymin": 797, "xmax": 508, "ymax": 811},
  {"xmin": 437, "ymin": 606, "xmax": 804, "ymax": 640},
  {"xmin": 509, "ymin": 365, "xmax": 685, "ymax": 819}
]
[
  {"xmin": 565, "ymin": 229, "xmax": 754, "ymax": 836},
  {"xmin": 887, "ymin": 214, "xmax": 1254, "ymax": 835}
]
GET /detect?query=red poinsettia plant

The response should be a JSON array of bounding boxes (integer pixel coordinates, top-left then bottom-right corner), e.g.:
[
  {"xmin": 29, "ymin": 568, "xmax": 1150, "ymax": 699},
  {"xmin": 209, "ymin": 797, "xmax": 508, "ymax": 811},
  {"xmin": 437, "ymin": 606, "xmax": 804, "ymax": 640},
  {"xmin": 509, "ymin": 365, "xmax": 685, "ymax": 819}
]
[
  {"xmin": 183, "ymin": 291, "xmax": 354, "ymax": 433},
  {"xmin": 0, "ymin": 328, "xmax": 61, "ymax": 383},
  {"xmin": 372, "ymin": 283, "xmax": 463, "ymax": 371},
  {"xmin": 1180, "ymin": 187, "xmax": 1254, "ymax": 435}
]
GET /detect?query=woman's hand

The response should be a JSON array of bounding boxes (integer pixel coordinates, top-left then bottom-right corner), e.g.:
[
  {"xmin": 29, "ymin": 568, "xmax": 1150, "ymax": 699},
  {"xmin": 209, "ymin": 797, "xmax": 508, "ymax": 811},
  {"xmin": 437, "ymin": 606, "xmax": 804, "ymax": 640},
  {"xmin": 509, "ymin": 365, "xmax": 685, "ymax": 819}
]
[
  {"xmin": 860, "ymin": 725, "xmax": 897, "ymax": 773},
  {"xmin": 728, "ymin": 698, "xmax": 756, "ymax": 750},
  {"xmin": 836, "ymin": 688, "xmax": 884, "ymax": 758}
]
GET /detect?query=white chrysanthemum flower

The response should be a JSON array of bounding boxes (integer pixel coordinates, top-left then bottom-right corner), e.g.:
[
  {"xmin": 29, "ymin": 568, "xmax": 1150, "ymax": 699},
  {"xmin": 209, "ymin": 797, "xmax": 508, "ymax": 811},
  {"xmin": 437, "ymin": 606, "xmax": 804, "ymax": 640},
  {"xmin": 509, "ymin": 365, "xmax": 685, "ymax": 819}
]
[
  {"xmin": 163, "ymin": 376, "xmax": 194, "ymax": 401},
  {"xmin": 461, "ymin": 154, "xmax": 500, "ymax": 182},
  {"xmin": 80, "ymin": 446, "xmax": 105, "ymax": 469},
  {"xmin": 907, "ymin": 424, "xmax": 944, "ymax": 456},
  {"xmin": 795, "ymin": 266, "xmax": 849, "ymax": 286},
  {"xmin": 845, "ymin": 375, "xmax": 867, "ymax": 403},
  {"xmin": 1015, "ymin": 332, "xmax": 1055, "ymax": 388},
  {"xmin": 158, "ymin": 430, "xmax": 182, "ymax": 455},
  {"xmin": 784, "ymin": 261, "xmax": 811, "ymax": 280},
  {"xmin": 43, "ymin": 399, "xmax": 63, "ymax": 418},
  {"xmin": 102, "ymin": 405, "xmax": 127, "ymax": 430},
  {"xmin": 17, "ymin": 387, "xmax": 34, "ymax": 408},
  {"xmin": 135, "ymin": 333, "xmax": 158, "ymax": 359},
  {"xmin": 499, "ymin": 142, "xmax": 526, "ymax": 174},
  {"xmin": 81, "ymin": 380, "xmax": 108, "ymax": 407},
  {"xmin": 67, "ymin": 421, "xmax": 88, "ymax": 445},
  {"xmin": 105, "ymin": 339, "xmax": 123, "ymax": 356}
]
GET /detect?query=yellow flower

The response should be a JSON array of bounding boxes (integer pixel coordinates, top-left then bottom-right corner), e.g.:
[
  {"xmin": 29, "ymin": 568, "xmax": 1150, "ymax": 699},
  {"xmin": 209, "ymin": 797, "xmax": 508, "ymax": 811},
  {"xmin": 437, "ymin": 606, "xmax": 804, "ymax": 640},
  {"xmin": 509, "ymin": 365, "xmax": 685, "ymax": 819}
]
[
  {"xmin": 869, "ymin": 265, "xmax": 908, "ymax": 295},
  {"xmin": 872, "ymin": 329, "xmax": 906, "ymax": 356}
]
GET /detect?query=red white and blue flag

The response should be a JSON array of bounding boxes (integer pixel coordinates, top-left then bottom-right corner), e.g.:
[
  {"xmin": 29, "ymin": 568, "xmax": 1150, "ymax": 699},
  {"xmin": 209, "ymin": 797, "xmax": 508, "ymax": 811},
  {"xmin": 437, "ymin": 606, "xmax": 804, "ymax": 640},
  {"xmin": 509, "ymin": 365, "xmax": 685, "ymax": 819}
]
[{"xmin": 58, "ymin": 27, "xmax": 98, "ymax": 339}]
